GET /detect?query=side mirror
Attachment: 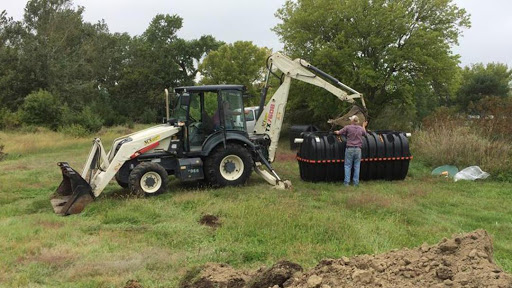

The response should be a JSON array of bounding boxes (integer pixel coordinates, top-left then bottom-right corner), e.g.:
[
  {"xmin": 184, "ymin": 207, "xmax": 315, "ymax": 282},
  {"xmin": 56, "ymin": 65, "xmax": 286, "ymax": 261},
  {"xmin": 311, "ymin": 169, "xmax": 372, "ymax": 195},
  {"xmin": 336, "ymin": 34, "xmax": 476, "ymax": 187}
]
[
  {"xmin": 167, "ymin": 118, "xmax": 177, "ymax": 125},
  {"xmin": 181, "ymin": 93, "xmax": 191, "ymax": 106},
  {"xmin": 243, "ymin": 93, "xmax": 254, "ymax": 99}
]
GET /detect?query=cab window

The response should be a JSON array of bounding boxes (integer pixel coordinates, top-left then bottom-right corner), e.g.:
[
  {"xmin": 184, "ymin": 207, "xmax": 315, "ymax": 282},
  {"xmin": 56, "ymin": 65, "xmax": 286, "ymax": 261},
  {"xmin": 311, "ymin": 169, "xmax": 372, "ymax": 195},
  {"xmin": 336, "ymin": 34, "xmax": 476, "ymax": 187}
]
[
  {"xmin": 189, "ymin": 93, "xmax": 201, "ymax": 123},
  {"xmin": 220, "ymin": 90, "xmax": 245, "ymax": 131},
  {"xmin": 245, "ymin": 109, "xmax": 255, "ymax": 121}
]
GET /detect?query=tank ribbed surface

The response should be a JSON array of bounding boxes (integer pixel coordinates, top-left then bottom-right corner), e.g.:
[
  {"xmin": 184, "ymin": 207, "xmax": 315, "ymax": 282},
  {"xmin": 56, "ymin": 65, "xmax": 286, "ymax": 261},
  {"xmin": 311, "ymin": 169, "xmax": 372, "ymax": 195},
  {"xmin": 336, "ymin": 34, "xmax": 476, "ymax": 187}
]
[{"xmin": 297, "ymin": 131, "xmax": 412, "ymax": 182}]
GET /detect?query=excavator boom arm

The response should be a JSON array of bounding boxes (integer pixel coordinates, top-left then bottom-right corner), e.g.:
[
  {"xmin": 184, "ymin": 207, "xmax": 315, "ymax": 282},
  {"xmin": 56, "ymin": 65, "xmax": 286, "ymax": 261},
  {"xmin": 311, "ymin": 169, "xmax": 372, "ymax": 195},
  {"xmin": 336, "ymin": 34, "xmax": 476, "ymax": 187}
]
[{"xmin": 254, "ymin": 52, "xmax": 366, "ymax": 163}]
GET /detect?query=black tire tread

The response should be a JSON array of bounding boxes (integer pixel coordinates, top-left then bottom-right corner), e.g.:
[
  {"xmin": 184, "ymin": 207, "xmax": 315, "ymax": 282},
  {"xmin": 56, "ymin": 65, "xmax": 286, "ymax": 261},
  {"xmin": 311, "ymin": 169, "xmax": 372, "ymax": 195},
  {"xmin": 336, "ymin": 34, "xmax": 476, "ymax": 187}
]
[
  {"xmin": 115, "ymin": 172, "xmax": 129, "ymax": 189},
  {"xmin": 204, "ymin": 143, "xmax": 253, "ymax": 187},
  {"xmin": 128, "ymin": 162, "xmax": 168, "ymax": 196}
]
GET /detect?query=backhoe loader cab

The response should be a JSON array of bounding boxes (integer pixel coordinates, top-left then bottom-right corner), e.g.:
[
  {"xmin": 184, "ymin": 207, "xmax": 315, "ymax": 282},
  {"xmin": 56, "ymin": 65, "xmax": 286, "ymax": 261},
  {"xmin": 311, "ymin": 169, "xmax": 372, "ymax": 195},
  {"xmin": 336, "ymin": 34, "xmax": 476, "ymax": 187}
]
[
  {"xmin": 112, "ymin": 85, "xmax": 257, "ymax": 190},
  {"xmin": 172, "ymin": 85, "xmax": 248, "ymax": 150}
]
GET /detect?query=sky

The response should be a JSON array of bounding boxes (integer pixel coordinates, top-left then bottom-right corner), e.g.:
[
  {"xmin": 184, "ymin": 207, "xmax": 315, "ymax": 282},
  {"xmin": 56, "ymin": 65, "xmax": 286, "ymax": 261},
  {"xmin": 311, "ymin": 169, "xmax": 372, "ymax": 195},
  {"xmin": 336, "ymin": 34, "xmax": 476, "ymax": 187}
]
[{"xmin": 2, "ymin": 0, "xmax": 511, "ymax": 67}]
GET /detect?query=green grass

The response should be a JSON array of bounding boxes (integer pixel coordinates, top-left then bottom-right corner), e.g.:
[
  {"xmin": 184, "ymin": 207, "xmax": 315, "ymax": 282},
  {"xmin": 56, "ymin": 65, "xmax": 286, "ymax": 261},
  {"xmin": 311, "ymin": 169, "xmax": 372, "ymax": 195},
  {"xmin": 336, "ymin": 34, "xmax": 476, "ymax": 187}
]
[{"xmin": 1, "ymin": 127, "xmax": 512, "ymax": 287}]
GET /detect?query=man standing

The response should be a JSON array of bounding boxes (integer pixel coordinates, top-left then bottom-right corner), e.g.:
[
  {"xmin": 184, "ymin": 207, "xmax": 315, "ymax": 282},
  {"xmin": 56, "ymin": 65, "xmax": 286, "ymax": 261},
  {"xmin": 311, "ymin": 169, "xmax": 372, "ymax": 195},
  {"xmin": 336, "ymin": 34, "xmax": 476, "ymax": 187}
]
[{"xmin": 334, "ymin": 115, "xmax": 368, "ymax": 186}]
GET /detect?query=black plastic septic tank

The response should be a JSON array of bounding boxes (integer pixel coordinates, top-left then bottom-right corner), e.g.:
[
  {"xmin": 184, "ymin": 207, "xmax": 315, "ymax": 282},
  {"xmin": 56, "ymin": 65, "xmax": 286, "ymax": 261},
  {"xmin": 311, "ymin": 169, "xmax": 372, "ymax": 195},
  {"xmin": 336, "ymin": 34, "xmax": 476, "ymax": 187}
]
[
  {"xmin": 289, "ymin": 125, "xmax": 319, "ymax": 150},
  {"xmin": 297, "ymin": 132, "xmax": 345, "ymax": 182},
  {"xmin": 297, "ymin": 131, "xmax": 412, "ymax": 182}
]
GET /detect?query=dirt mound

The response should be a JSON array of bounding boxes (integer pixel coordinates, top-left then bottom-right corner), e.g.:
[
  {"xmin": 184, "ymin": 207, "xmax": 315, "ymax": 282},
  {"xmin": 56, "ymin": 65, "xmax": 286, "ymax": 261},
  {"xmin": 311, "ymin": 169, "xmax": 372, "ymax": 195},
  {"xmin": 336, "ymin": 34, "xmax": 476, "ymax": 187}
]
[
  {"xmin": 180, "ymin": 263, "xmax": 254, "ymax": 288},
  {"xmin": 179, "ymin": 261, "xmax": 302, "ymax": 288},
  {"xmin": 287, "ymin": 229, "xmax": 511, "ymax": 288},
  {"xmin": 180, "ymin": 230, "xmax": 512, "ymax": 288},
  {"xmin": 248, "ymin": 261, "xmax": 304, "ymax": 288}
]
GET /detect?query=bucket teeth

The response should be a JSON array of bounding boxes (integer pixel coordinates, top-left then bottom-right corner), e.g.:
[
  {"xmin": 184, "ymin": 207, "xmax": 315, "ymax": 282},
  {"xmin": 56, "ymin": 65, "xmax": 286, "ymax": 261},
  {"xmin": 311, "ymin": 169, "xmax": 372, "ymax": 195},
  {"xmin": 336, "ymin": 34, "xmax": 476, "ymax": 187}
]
[{"xmin": 52, "ymin": 162, "xmax": 95, "ymax": 216}]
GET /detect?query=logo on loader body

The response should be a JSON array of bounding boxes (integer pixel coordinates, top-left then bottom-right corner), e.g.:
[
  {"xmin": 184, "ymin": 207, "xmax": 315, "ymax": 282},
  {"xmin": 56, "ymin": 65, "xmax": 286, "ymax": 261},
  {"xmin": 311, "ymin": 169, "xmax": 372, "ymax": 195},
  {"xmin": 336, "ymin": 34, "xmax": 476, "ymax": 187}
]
[
  {"xmin": 144, "ymin": 135, "xmax": 161, "ymax": 145},
  {"xmin": 265, "ymin": 103, "xmax": 276, "ymax": 132}
]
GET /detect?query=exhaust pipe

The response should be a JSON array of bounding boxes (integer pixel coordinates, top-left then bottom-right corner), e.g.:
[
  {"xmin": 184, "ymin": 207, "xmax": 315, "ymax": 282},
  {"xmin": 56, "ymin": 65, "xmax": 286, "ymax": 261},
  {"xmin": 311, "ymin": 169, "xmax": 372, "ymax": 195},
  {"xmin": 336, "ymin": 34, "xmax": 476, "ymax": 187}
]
[{"xmin": 51, "ymin": 162, "xmax": 95, "ymax": 215}]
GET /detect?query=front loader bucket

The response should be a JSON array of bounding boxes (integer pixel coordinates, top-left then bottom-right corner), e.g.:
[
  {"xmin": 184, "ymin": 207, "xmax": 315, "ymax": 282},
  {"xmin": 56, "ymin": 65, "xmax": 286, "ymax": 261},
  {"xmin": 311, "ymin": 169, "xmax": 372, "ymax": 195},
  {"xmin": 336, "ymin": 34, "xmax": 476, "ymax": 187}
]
[{"xmin": 51, "ymin": 162, "xmax": 95, "ymax": 215}]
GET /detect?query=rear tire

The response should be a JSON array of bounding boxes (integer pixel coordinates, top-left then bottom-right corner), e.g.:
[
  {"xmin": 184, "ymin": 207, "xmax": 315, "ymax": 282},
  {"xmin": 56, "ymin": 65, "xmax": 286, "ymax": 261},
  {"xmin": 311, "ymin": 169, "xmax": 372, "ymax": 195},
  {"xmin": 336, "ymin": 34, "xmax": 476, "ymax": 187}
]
[
  {"xmin": 204, "ymin": 143, "xmax": 253, "ymax": 187},
  {"xmin": 128, "ymin": 162, "xmax": 168, "ymax": 197}
]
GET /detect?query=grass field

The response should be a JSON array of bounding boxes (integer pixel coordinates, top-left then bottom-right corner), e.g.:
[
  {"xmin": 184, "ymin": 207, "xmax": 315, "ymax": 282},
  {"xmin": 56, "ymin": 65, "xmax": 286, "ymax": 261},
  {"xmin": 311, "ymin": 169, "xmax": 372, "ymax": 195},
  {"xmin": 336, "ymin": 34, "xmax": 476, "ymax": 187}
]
[{"xmin": 1, "ymin": 126, "xmax": 511, "ymax": 287}]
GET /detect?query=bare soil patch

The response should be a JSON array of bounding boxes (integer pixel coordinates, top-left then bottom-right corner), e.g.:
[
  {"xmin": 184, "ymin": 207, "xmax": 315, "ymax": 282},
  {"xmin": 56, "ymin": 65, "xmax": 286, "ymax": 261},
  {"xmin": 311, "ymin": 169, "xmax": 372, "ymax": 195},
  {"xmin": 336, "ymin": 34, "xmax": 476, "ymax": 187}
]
[
  {"xmin": 124, "ymin": 279, "xmax": 143, "ymax": 288},
  {"xmin": 180, "ymin": 230, "xmax": 512, "ymax": 288},
  {"xmin": 17, "ymin": 248, "xmax": 75, "ymax": 268},
  {"xmin": 36, "ymin": 220, "xmax": 64, "ymax": 229},
  {"xmin": 276, "ymin": 152, "xmax": 297, "ymax": 162},
  {"xmin": 199, "ymin": 214, "xmax": 221, "ymax": 228}
]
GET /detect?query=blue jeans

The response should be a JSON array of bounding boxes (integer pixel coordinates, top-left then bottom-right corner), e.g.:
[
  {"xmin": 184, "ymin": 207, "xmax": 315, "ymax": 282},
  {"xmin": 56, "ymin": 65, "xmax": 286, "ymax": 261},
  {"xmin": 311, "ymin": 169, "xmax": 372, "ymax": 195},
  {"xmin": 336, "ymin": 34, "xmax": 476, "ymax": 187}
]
[{"xmin": 344, "ymin": 147, "xmax": 361, "ymax": 186}]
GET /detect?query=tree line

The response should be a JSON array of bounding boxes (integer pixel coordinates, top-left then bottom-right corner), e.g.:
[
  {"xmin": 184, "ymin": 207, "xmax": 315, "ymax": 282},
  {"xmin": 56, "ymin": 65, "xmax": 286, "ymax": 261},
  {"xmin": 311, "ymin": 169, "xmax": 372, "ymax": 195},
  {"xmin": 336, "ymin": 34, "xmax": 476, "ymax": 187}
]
[
  {"xmin": 0, "ymin": 0, "xmax": 223, "ymax": 132},
  {"xmin": 1, "ymin": 0, "xmax": 511, "ymax": 133}
]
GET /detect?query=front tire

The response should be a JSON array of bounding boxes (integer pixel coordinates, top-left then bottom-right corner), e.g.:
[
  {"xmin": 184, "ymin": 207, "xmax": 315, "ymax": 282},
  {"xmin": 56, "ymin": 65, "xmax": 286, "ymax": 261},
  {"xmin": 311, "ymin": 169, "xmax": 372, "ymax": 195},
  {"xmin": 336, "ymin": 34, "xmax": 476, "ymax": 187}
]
[
  {"xmin": 115, "ymin": 172, "xmax": 129, "ymax": 189},
  {"xmin": 204, "ymin": 143, "xmax": 253, "ymax": 187},
  {"xmin": 128, "ymin": 162, "xmax": 168, "ymax": 196}
]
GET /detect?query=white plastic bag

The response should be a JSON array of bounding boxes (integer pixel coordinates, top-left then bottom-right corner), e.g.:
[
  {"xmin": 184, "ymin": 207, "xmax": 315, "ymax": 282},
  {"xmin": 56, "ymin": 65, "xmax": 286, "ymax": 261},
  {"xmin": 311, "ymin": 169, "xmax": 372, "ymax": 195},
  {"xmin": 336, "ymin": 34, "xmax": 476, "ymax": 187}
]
[{"xmin": 454, "ymin": 166, "xmax": 490, "ymax": 182}]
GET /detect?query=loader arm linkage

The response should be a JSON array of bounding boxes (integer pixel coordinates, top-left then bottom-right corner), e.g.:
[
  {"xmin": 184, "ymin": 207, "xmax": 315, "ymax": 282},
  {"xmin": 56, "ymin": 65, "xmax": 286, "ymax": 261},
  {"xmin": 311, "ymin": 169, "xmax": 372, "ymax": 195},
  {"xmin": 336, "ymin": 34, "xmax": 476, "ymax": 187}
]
[
  {"xmin": 52, "ymin": 125, "xmax": 180, "ymax": 215},
  {"xmin": 251, "ymin": 52, "xmax": 366, "ymax": 188},
  {"xmin": 254, "ymin": 52, "xmax": 366, "ymax": 163}
]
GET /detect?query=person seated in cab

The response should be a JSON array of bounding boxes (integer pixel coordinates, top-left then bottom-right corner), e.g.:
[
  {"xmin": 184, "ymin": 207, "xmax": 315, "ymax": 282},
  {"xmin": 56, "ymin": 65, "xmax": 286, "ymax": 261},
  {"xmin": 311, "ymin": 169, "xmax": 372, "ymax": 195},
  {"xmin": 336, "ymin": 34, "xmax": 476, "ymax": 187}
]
[{"xmin": 213, "ymin": 101, "xmax": 241, "ymax": 130}]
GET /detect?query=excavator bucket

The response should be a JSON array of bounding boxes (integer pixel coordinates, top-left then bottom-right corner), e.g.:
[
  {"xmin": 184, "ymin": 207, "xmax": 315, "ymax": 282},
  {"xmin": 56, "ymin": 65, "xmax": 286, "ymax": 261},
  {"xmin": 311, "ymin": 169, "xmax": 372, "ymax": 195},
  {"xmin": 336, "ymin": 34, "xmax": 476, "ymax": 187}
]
[
  {"xmin": 51, "ymin": 162, "xmax": 95, "ymax": 215},
  {"xmin": 329, "ymin": 105, "xmax": 368, "ymax": 127}
]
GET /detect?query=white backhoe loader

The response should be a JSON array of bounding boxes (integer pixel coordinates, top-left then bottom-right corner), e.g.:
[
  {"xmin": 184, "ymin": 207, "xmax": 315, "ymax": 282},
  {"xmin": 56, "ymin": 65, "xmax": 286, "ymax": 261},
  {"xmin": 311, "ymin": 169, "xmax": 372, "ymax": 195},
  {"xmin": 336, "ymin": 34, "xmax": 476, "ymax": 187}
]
[{"xmin": 52, "ymin": 52, "xmax": 366, "ymax": 215}]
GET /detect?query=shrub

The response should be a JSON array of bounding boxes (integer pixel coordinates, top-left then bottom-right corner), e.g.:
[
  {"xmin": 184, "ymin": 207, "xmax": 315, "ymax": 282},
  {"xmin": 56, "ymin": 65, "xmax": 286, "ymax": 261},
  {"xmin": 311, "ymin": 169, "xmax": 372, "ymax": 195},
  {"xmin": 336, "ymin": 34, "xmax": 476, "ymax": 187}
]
[
  {"xmin": 0, "ymin": 108, "xmax": 21, "ymax": 130},
  {"xmin": 89, "ymin": 99, "xmax": 127, "ymax": 126},
  {"xmin": 59, "ymin": 124, "xmax": 90, "ymax": 138},
  {"xmin": 127, "ymin": 120, "xmax": 135, "ymax": 129},
  {"xmin": 370, "ymin": 101, "xmax": 415, "ymax": 132},
  {"xmin": 62, "ymin": 106, "xmax": 104, "ymax": 133},
  {"xmin": 75, "ymin": 106, "xmax": 104, "ymax": 133},
  {"xmin": 473, "ymin": 96, "xmax": 512, "ymax": 140},
  {"xmin": 420, "ymin": 106, "xmax": 461, "ymax": 129},
  {"xmin": 19, "ymin": 90, "xmax": 63, "ymax": 130},
  {"xmin": 413, "ymin": 109, "xmax": 512, "ymax": 179},
  {"xmin": 140, "ymin": 108, "xmax": 158, "ymax": 124}
]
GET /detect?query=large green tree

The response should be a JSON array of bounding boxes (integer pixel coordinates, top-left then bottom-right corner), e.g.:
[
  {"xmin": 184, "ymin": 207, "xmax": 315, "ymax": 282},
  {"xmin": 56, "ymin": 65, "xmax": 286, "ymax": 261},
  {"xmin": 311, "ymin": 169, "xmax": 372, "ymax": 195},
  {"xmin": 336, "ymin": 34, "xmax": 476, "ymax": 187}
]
[
  {"xmin": 457, "ymin": 63, "xmax": 512, "ymax": 112},
  {"xmin": 0, "ymin": 10, "xmax": 29, "ymax": 110},
  {"xmin": 114, "ymin": 14, "xmax": 223, "ymax": 121},
  {"xmin": 273, "ymin": 0, "xmax": 470, "ymax": 128},
  {"xmin": 199, "ymin": 41, "xmax": 270, "ymax": 97},
  {"xmin": 21, "ymin": 0, "xmax": 100, "ymax": 108}
]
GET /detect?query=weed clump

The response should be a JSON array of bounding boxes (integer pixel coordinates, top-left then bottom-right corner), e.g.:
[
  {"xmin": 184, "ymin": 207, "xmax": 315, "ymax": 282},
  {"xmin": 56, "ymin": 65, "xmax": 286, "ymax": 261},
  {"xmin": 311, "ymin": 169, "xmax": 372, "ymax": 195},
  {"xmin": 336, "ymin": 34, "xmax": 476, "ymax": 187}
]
[{"xmin": 0, "ymin": 143, "xmax": 6, "ymax": 161}]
